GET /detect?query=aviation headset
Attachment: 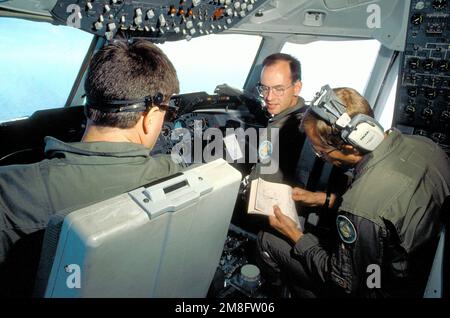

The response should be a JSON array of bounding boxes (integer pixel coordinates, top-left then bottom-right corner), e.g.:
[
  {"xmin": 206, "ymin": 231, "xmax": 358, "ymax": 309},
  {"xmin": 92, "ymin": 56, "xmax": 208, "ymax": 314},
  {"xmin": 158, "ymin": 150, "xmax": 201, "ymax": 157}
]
[
  {"xmin": 309, "ymin": 85, "xmax": 384, "ymax": 153},
  {"xmin": 85, "ymin": 92, "xmax": 167, "ymax": 113}
]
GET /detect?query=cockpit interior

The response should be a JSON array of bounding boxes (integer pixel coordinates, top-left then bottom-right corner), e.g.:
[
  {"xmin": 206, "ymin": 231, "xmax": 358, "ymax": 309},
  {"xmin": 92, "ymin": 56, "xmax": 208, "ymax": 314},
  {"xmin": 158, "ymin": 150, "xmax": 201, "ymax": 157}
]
[{"xmin": 0, "ymin": 0, "xmax": 449, "ymax": 299}]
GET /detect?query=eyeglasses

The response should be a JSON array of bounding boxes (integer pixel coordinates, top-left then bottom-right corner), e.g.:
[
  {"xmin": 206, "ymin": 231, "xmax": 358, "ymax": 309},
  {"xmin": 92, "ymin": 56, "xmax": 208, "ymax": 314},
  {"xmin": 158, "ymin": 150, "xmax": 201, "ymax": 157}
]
[
  {"xmin": 256, "ymin": 83, "xmax": 295, "ymax": 97},
  {"xmin": 311, "ymin": 144, "xmax": 338, "ymax": 159}
]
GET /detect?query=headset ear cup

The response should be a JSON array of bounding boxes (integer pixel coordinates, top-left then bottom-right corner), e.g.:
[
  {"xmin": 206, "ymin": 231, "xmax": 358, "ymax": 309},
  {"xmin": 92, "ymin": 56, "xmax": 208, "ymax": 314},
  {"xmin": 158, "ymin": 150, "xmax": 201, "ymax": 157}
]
[
  {"xmin": 344, "ymin": 114, "xmax": 384, "ymax": 152},
  {"xmin": 152, "ymin": 92, "xmax": 164, "ymax": 106},
  {"xmin": 309, "ymin": 85, "xmax": 384, "ymax": 153}
]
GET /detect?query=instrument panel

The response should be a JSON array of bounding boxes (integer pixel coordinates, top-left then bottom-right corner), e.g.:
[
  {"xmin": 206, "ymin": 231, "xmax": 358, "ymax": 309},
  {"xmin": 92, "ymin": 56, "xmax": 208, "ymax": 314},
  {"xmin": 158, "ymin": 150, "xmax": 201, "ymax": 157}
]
[
  {"xmin": 50, "ymin": 0, "xmax": 265, "ymax": 42},
  {"xmin": 153, "ymin": 111, "xmax": 230, "ymax": 155},
  {"xmin": 393, "ymin": 0, "xmax": 450, "ymax": 153},
  {"xmin": 150, "ymin": 90, "xmax": 268, "ymax": 170}
]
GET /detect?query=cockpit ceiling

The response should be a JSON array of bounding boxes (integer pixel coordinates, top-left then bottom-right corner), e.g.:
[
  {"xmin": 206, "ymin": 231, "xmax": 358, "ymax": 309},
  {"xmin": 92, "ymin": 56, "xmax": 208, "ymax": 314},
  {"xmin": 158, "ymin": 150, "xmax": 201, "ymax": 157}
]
[
  {"xmin": 0, "ymin": 0, "xmax": 411, "ymax": 50},
  {"xmin": 0, "ymin": 0, "xmax": 55, "ymax": 17}
]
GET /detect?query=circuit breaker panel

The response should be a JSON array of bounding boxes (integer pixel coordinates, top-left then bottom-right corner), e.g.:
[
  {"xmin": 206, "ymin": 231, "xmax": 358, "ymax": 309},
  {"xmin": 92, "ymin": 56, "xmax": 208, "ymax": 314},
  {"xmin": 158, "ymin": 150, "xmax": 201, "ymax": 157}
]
[{"xmin": 393, "ymin": 0, "xmax": 449, "ymax": 154}]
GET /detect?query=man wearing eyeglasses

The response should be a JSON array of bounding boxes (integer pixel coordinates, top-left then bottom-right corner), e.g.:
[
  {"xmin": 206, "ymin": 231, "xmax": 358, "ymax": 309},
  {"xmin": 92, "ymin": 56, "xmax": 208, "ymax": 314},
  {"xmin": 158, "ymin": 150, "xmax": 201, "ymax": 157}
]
[
  {"xmin": 257, "ymin": 54, "xmax": 303, "ymax": 117},
  {"xmin": 252, "ymin": 53, "xmax": 307, "ymax": 185},
  {"xmin": 242, "ymin": 54, "xmax": 310, "ymax": 295},
  {"xmin": 257, "ymin": 86, "xmax": 450, "ymax": 298},
  {"xmin": 0, "ymin": 40, "xmax": 183, "ymax": 296}
]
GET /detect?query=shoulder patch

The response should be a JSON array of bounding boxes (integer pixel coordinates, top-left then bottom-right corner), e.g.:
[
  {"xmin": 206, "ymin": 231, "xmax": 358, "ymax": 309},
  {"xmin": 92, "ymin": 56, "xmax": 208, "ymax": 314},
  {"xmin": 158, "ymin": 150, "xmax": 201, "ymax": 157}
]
[
  {"xmin": 336, "ymin": 215, "xmax": 357, "ymax": 244},
  {"xmin": 258, "ymin": 140, "xmax": 273, "ymax": 162}
]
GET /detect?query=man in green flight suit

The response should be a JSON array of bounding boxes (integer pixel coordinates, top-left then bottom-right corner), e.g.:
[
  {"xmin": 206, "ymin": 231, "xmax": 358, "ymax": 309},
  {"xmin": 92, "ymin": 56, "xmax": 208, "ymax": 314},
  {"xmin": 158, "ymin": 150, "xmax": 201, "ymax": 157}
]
[
  {"xmin": 258, "ymin": 85, "xmax": 450, "ymax": 297},
  {"xmin": 0, "ymin": 40, "xmax": 182, "ymax": 296}
]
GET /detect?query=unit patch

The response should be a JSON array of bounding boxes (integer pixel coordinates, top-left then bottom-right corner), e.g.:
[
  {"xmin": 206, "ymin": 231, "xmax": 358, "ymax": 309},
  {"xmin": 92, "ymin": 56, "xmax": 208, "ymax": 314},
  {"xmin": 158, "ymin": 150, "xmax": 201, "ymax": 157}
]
[
  {"xmin": 258, "ymin": 140, "xmax": 273, "ymax": 162},
  {"xmin": 336, "ymin": 215, "xmax": 357, "ymax": 244}
]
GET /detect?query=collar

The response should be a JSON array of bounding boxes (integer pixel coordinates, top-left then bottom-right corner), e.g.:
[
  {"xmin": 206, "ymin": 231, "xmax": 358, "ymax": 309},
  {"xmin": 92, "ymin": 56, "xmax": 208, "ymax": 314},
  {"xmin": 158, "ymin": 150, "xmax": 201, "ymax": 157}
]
[
  {"xmin": 354, "ymin": 128, "xmax": 402, "ymax": 178},
  {"xmin": 268, "ymin": 97, "xmax": 306, "ymax": 124},
  {"xmin": 44, "ymin": 136, "xmax": 151, "ymax": 159}
]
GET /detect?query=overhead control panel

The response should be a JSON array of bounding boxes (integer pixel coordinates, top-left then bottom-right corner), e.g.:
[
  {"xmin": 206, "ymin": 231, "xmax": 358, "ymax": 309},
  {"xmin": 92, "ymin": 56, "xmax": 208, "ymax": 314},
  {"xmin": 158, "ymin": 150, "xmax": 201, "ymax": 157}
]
[
  {"xmin": 50, "ymin": 0, "xmax": 265, "ymax": 41},
  {"xmin": 393, "ymin": 0, "xmax": 450, "ymax": 153}
]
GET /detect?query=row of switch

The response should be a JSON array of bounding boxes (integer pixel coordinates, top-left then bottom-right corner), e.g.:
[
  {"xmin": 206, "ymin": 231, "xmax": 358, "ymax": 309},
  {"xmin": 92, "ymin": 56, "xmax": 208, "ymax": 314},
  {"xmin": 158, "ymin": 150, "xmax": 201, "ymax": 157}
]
[
  {"xmin": 403, "ymin": 103, "xmax": 449, "ymax": 123},
  {"xmin": 406, "ymin": 86, "xmax": 450, "ymax": 99},
  {"xmin": 408, "ymin": 58, "xmax": 449, "ymax": 72},
  {"xmin": 404, "ymin": 74, "xmax": 450, "ymax": 88}
]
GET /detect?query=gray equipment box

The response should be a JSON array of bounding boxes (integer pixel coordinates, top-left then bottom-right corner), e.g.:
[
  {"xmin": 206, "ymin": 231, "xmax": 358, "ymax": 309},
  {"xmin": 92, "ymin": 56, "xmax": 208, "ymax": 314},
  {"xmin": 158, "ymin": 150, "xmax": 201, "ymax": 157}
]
[{"xmin": 42, "ymin": 159, "xmax": 241, "ymax": 297}]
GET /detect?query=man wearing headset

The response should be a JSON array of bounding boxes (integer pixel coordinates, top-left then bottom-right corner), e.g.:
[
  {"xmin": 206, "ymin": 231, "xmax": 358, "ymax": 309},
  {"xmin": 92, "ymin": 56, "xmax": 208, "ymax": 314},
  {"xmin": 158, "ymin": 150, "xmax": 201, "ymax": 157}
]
[
  {"xmin": 0, "ymin": 40, "xmax": 182, "ymax": 296},
  {"xmin": 257, "ymin": 85, "xmax": 450, "ymax": 297}
]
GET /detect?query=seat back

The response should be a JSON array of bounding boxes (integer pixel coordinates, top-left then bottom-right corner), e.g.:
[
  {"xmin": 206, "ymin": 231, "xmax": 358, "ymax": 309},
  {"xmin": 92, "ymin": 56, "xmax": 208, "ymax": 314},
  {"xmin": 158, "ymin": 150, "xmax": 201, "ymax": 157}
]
[{"xmin": 34, "ymin": 159, "xmax": 241, "ymax": 298}]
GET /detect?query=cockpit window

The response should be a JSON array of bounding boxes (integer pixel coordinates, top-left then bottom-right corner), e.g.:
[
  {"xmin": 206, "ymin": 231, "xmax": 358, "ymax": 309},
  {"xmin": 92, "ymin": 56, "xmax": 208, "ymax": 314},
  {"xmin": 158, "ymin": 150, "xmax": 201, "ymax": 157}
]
[
  {"xmin": 282, "ymin": 40, "xmax": 380, "ymax": 101},
  {"xmin": 0, "ymin": 18, "xmax": 93, "ymax": 123},
  {"xmin": 157, "ymin": 34, "xmax": 262, "ymax": 94}
]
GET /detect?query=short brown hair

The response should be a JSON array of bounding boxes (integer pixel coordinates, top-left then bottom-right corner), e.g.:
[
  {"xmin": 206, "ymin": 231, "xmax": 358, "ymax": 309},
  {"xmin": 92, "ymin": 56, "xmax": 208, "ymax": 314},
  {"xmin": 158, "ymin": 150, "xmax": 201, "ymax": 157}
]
[
  {"xmin": 84, "ymin": 40, "xmax": 179, "ymax": 128},
  {"xmin": 262, "ymin": 53, "xmax": 301, "ymax": 82},
  {"xmin": 302, "ymin": 87, "xmax": 374, "ymax": 148}
]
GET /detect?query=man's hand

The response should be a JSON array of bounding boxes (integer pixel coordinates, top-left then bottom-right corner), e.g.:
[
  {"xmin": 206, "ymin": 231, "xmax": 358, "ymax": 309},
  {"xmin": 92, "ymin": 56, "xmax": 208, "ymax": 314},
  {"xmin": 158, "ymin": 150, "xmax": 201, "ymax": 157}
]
[
  {"xmin": 292, "ymin": 187, "xmax": 323, "ymax": 207},
  {"xmin": 292, "ymin": 187, "xmax": 336, "ymax": 208},
  {"xmin": 268, "ymin": 205, "xmax": 303, "ymax": 244}
]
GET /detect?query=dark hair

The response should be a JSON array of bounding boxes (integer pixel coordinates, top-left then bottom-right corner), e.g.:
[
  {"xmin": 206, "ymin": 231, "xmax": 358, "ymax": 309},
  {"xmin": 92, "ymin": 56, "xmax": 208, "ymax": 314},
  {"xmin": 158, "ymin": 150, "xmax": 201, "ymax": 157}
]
[
  {"xmin": 302, "ymin": 87, "xmax": 374, "ymax": 148},
  {"xmin": 84, "ymin": 40, "xmax": 179, "ymax": 128},
  {"xmin": 262, "ymin": 53, "xmax": 301, "ymax": 82}
]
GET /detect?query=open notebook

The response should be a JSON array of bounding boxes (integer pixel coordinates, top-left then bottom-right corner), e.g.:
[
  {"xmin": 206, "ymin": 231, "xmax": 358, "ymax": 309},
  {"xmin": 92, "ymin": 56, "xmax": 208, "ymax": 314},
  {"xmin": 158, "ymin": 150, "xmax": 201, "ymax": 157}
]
[{"xmin": 248, "ymin": 178, "xmax": 301, "ymax": 229}]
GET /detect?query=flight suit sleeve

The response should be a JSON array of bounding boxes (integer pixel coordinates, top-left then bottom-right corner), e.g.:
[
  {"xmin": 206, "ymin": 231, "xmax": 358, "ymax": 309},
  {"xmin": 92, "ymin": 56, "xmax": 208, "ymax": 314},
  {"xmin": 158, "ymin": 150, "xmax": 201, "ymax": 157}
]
[
  {"xmin": 293, "ymin": 211, "xmax": 387, "ymax": 295},
  {"xmin": 152, "ymin": 154, "xmax": 186, "ymax": 174}
]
